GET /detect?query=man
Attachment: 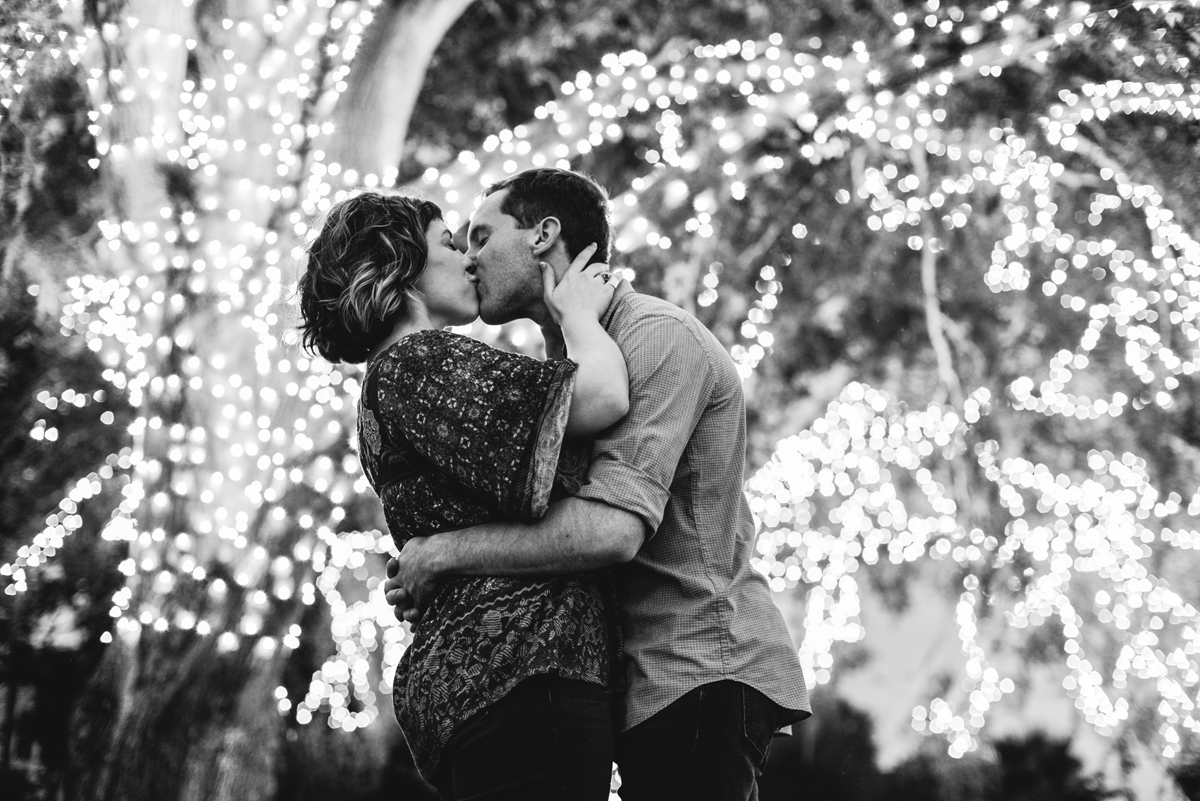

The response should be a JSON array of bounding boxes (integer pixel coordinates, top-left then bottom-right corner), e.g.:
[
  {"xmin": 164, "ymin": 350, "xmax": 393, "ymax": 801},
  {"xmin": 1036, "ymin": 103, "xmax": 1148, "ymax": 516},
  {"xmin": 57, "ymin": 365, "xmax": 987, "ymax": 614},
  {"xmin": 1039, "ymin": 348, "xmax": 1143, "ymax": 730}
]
[{"xmin": 386, "ymin": 167, "xmax": 809, "ymax": 799}]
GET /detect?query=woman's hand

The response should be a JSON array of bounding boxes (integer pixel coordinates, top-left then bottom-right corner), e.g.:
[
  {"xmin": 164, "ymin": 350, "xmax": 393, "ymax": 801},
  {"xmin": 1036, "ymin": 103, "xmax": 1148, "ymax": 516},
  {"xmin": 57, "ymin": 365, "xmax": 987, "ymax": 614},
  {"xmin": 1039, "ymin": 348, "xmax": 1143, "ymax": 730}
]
[
  {"xmin": 545, "ymin": 242, "xmax": 629, "ymax": 436},
  {"xmin": 541, "ymin": 243, "xmax": 615, "ymax": 325}
]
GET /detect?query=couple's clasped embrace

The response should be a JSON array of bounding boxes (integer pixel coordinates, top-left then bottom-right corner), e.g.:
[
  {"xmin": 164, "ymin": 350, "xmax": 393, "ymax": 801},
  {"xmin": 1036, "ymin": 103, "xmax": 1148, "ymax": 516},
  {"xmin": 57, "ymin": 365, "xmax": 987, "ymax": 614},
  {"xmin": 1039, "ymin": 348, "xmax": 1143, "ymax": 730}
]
[{"xmin": 298, "ymin": 168, "xmax": 809, "ymax": 800}]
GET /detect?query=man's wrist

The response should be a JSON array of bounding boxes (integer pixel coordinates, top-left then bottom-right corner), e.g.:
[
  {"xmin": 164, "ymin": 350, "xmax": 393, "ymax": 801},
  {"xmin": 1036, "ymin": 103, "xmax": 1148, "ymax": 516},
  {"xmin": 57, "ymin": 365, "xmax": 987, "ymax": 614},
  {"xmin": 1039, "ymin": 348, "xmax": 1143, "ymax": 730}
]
[{"xmin": 415, "ymin": 534, "xmax": 450, "ymax": 580}]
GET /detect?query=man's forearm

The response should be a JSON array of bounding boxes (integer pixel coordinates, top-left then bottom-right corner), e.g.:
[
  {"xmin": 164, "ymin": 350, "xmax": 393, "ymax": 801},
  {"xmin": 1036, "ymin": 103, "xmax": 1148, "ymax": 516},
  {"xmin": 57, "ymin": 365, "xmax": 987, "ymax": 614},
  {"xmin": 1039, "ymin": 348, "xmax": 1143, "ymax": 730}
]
[{"xmin": 421, "ymin": 497, "xmax": 644, "ymax": 578}]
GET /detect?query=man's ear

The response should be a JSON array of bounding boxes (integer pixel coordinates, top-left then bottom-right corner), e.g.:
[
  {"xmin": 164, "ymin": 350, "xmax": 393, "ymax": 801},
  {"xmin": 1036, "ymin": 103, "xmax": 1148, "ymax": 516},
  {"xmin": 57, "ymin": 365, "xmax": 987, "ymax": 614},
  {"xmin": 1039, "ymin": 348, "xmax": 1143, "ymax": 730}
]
[{"xmin": 529, "ymin": 216, "xmax": 562, "ymax": 257}]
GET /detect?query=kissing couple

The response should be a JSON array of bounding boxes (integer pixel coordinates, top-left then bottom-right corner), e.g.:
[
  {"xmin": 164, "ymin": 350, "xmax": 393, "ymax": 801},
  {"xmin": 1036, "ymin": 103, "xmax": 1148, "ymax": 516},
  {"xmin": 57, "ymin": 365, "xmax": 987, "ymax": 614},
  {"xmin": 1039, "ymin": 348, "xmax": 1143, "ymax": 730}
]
[{"xmin": 298, "ymin": 166, "xmax": 809, "ymax": 800}]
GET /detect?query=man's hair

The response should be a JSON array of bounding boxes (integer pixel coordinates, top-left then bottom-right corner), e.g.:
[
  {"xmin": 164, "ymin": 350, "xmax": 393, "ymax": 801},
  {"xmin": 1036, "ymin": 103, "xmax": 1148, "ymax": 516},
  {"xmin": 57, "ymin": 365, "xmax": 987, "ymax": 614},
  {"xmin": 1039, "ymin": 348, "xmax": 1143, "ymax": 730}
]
[
  {"xmin": 297, "ymin": 192, "xmax": 443, "ymax": 364},
  {"xmin": 484, "ymin": 168, "xmax": 611, "ymax": 264}
]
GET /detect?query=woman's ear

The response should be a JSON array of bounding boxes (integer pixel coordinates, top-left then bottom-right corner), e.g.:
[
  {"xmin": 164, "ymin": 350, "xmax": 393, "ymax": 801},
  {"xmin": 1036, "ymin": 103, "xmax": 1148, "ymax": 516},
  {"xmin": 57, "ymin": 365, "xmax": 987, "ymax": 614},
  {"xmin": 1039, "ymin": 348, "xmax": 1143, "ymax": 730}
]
[{"xmin": 529, "ymin": 216, "xmax": 562, "ymax": 257}]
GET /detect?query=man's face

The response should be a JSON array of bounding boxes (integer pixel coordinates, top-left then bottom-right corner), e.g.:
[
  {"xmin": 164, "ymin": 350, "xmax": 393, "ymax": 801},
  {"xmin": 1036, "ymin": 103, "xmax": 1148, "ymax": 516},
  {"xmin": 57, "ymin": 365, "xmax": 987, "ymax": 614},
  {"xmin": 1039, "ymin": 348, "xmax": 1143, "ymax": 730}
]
[{"xmin": 465, "ymin": 189, "xmax": 545, "ymax": 325}]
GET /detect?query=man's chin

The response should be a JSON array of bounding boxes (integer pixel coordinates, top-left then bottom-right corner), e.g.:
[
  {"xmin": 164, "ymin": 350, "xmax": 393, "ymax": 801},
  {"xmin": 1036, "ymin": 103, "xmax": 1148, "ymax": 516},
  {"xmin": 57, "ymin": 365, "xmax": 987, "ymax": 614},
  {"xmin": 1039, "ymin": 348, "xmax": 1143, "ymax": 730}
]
[{"xmin": 478, "ymin": 303, "xmax": 517, "ymax": 326}]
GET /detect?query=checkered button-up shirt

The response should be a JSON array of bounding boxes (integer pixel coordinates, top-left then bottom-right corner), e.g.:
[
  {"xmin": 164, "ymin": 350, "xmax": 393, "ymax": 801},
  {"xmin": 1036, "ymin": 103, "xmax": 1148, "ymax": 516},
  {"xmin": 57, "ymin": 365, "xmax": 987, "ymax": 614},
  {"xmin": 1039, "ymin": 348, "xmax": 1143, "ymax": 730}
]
[{"xmin": 576, "ymin": 282, "xmax": 811, "ymax": 731}]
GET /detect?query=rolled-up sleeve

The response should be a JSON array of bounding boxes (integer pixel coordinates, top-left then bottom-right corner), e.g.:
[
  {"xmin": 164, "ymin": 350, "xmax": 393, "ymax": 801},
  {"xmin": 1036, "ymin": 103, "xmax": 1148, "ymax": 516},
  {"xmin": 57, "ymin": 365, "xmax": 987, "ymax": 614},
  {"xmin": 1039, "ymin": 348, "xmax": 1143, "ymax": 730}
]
[{"xmin": 576, "ymin": 313, "xmax": 714, "ymax": 535}]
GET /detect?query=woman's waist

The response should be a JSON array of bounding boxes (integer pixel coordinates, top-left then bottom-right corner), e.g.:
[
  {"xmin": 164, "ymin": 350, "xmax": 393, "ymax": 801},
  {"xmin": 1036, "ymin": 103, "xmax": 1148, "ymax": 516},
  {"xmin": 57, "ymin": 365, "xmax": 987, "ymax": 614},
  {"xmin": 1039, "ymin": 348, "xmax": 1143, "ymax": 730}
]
[
  {"xmin": 418, "ymin": 573, "xmax": 607, "ymax": 630},
  {"xmin": 395, "ymin": 574, "xmax": 615, "ymax": 696},
  {"xmin": 402, "ymin": 575, "xmax": 614, "ymax": 667}
]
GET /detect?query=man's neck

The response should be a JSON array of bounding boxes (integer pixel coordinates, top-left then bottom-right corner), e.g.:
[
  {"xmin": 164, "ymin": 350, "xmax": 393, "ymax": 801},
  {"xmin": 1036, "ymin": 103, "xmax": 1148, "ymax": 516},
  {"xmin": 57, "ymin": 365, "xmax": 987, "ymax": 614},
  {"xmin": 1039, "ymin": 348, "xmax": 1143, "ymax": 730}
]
[
  {"xmin": 540, "ymin": 323, "xmax": 566, "ymax": 360},
  {"xmin": 521, "ymin": 299, "xmax": 564, "ymax": 358}
]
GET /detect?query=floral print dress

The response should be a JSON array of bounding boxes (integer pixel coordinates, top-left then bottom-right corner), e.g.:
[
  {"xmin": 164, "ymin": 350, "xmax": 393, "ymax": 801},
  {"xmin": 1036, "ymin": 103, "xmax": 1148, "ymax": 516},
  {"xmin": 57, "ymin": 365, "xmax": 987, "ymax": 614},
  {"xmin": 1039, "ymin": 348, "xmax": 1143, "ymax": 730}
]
[{"xmin": 357, "ymin": 330, "xmax": 617, "ymax": 781}]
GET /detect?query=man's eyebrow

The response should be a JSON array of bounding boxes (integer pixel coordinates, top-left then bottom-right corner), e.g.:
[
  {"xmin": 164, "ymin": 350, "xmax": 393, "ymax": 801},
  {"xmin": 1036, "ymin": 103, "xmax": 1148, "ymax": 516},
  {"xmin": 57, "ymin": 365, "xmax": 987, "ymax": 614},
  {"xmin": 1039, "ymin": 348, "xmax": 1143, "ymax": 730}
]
[{"xmin": 469, "ymin": 223, "xmax": 491, "ymax": 243}]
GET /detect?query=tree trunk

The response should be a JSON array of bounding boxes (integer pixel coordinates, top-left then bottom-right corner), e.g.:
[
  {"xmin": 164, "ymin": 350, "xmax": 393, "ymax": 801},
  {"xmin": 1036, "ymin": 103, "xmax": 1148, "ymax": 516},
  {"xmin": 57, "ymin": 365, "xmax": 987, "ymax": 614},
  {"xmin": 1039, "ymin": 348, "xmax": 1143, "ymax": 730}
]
[
  {"xmin": 69, "ymin": 631, "xmax": 286, "ymax": 801},
  {"xmin": 57, "ymin": 0, "xmax": 464, "ymax": 796},
  {"xmin": 330, "ymin": 0, "xmax": 477, "ymax": 177}
]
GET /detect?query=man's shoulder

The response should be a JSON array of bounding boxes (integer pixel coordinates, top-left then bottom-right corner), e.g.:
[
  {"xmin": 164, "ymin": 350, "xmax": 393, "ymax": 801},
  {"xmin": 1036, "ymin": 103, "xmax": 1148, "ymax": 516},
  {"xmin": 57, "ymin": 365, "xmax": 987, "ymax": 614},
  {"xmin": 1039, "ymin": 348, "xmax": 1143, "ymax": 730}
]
[
  {"xmin": 612, "ymin": 288, "xmax": 703, "ymax": 332},
  {"xmin": 615, "ymin": 290, "xmax": 726, "ymax": 351},
  {"xmin": 609, "ymin": 289, "xmax": 741, "ymax": 388}
]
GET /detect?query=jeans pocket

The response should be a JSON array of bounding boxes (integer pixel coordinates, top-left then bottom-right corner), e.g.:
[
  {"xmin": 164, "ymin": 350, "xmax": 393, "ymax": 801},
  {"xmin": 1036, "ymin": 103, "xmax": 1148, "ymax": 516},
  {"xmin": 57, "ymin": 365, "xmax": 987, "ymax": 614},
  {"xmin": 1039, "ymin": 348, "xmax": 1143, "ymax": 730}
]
[{"xmin": 740, "ymin": 684, "xmax": 777, "ymax": 765}]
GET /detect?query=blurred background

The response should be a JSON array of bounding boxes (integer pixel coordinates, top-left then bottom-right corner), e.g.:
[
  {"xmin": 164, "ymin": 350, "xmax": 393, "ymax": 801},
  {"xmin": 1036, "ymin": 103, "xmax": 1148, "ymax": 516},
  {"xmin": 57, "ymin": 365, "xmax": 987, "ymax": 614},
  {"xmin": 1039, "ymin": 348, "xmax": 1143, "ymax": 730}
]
[{"xmin": 2, "ymin": 0, "xmax": 1199, "ymax": 799}]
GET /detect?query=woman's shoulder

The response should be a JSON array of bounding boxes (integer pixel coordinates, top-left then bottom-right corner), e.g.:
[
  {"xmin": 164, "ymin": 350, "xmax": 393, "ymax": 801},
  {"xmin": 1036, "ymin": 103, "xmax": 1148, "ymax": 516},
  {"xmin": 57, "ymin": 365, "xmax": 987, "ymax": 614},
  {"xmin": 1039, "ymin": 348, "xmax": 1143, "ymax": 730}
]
[{"xmin": 372, "ymin": 329, "xmax": 486, "ymax": 373}]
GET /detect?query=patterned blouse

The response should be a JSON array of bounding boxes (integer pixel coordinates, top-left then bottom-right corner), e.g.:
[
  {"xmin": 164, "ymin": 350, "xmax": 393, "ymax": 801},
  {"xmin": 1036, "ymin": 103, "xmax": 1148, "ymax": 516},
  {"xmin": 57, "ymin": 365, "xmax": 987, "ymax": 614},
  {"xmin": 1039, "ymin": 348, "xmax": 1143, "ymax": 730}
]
[{"xmin": 357, "ymin": 330, "xmax": 617, "ymax": 781}]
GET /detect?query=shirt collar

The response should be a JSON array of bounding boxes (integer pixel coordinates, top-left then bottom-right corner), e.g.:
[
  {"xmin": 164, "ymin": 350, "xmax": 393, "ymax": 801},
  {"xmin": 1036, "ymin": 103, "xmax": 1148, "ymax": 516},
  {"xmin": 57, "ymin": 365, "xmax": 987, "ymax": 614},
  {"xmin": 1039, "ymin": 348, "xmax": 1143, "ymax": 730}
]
[{"xmin": 601, "ymin": 280, "xmax": 634, "ymax": 330}]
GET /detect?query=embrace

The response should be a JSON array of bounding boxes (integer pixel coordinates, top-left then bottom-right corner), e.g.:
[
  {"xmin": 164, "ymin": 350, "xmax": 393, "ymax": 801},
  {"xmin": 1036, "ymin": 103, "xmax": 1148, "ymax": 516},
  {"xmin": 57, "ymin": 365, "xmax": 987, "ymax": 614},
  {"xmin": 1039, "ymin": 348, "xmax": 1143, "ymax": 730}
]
[{"xmin": 298, "ymin": 168, "xmax": 809, "ymax": 800}]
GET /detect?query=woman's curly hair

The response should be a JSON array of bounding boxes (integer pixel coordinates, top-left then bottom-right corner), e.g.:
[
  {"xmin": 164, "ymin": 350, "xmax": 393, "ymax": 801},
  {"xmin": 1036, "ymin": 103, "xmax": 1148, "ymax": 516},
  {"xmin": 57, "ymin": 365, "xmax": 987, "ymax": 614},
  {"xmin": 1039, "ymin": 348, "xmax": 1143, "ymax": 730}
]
[{"xmin": 297, "ymin": 192, "xmax": 443, "ymax": 364}]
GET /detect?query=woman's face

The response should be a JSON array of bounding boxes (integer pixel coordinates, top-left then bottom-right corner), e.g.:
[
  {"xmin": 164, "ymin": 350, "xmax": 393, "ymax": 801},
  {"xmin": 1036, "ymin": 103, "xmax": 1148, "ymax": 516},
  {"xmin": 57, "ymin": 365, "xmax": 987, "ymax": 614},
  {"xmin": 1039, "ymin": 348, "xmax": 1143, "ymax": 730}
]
[{"xmin": 416, "ymin": 218, "xmax": 479, "ymax": 327}]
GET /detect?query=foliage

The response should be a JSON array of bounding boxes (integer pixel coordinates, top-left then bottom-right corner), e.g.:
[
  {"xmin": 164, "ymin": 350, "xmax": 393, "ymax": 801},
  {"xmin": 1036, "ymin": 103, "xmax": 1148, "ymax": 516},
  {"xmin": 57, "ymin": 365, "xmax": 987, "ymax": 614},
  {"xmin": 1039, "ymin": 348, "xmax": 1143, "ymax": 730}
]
[
  {"xmin": 0, "ymin": 1, "xmax": 129, "ymax": 795},
  {"xmin": 402, "ymin": 0, "xmax": 821, "ymax": 178},
  {"xmin": 760, "ymin": 690, "xmax": 1115, "ymax": 801}
]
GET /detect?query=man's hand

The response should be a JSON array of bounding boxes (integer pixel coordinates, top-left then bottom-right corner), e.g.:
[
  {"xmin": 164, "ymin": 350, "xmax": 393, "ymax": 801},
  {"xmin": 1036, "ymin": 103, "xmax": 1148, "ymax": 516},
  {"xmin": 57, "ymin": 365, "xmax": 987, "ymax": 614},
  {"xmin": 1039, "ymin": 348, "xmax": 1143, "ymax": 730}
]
[
  {"xmin": 383, "ymin": 537, "xmax": 442, "ymax": 624},
  {"xmin": 383, "ymin": 558, "xmax": 420, "ymax": 624}
]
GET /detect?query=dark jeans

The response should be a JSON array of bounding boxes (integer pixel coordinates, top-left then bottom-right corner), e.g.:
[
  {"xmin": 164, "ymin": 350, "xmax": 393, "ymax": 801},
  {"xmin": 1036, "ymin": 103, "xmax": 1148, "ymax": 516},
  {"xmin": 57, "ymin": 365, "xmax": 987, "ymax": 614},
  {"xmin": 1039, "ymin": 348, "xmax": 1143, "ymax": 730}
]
[
  {"xmin": 615, "ymin": 680, "xmax": 778, "ymax": 801},
  {"xmin": 433, "ymin": 673, "xmax": 613, "ymax": 801}
]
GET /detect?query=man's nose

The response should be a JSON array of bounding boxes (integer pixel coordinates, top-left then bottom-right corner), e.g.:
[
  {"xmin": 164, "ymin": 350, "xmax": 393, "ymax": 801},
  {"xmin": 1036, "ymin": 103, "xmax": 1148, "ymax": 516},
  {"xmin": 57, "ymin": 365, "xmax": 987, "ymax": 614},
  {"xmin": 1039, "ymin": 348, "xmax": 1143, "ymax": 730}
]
[{"xmin": 452, "ymin": 226, "xmax": 470, "ymax": 253}]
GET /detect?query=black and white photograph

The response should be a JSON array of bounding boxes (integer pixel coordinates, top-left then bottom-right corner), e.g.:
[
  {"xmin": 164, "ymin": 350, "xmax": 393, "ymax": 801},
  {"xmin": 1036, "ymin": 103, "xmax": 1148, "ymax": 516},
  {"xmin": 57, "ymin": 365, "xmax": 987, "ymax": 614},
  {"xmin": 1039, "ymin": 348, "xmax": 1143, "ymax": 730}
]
[{"xmin": 1, "ymin": 1, "xmax": 1198, "ymax": 799}]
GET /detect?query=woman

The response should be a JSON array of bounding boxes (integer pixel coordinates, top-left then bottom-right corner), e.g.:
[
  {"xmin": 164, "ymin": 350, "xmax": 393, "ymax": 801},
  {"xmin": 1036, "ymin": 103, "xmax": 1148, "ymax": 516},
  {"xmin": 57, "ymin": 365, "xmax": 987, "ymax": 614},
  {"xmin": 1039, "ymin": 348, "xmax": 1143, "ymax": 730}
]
[{"xmin": 296, "ymin": 191, "xmax": 625, "ymax": 799}]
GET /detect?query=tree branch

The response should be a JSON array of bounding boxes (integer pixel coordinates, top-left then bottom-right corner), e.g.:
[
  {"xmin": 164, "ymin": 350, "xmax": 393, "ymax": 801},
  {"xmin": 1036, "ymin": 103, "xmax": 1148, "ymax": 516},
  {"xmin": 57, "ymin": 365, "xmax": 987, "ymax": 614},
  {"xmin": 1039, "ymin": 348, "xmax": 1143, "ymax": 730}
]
[
  {"xmin": 911, "ymin": 142, "xmax": 964, "ymax": 411},
  {"xmin": 330, "ymin": 0, "xmax": 476, "ymax": 176}
]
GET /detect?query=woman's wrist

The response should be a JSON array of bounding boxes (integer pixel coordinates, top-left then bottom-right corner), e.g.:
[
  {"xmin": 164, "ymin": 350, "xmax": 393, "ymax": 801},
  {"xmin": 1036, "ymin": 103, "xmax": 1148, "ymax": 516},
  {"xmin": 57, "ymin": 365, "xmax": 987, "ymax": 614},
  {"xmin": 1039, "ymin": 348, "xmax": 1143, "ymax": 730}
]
[{"xmin": 559, "ymin": 313, "xmax": 603, "ymax": 344}]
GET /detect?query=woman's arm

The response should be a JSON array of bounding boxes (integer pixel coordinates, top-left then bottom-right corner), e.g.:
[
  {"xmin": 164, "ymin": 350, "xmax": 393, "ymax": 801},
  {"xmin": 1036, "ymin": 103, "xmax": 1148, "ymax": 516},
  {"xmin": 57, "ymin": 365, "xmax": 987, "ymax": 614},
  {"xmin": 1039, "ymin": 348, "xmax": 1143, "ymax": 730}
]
[
  {"xmin": 373, "ymin": 330, "xmax": 578, "ymax": 519},
  {"xmin": 560, "ymin": 313, "xmax": 628, "ymax": 436},
  {"xmin": 540, "ymin": 245, "xmax": 629, "ymax": 437}
]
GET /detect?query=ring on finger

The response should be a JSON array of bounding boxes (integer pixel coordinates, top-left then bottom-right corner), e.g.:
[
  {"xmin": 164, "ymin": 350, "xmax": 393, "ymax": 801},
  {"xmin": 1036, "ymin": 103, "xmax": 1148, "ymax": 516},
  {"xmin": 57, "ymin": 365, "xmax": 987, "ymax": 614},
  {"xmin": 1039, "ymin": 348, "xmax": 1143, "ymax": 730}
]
[{"xmin": 599, "ymin": 271, "xmax": 612, "ymax": 283}]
